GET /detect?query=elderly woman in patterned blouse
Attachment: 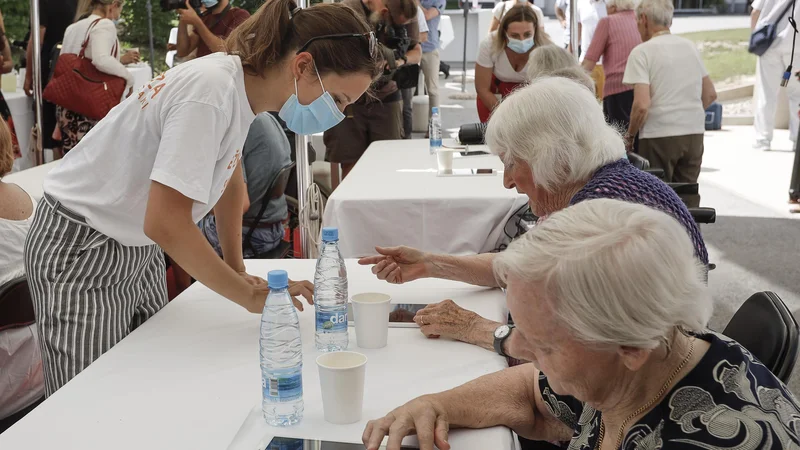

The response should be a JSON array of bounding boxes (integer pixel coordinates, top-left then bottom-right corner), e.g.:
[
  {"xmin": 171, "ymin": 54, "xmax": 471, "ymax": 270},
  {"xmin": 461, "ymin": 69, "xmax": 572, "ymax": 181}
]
[
  {"xmin": 359, "ymin": 77, "xmax": 708, "ymax": 361},
  {"xmin": 363, "ymin": 198, "xmax": 800, "ymax": 450}
]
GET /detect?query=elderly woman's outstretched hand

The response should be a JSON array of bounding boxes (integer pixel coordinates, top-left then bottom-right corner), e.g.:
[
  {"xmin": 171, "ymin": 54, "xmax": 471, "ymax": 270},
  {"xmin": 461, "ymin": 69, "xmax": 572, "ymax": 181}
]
[
  {"xmin": 363, "ymin": 396, "xmax": 451, "ymax": 450},
  {"xmin": 357, "ymin": 246, "xmax": 430, "ymax": 284}
]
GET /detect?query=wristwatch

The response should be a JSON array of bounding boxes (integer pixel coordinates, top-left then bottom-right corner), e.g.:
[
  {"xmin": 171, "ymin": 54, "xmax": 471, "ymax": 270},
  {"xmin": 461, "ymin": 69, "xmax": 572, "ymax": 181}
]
[{"xmin": 493, "ymin": 324, "xmax": 515, "ymax": 357}]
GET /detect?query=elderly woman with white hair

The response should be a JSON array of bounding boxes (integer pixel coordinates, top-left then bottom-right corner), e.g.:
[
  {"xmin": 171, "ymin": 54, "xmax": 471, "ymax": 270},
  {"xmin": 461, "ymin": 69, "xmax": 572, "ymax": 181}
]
[
  {"xmin": 362, "ymin": 199, "xmax": 800, "ymax": 450},
  {"xmin": 580, "ymin": 0, "xmax": 641, "ymax": 146},
  {"xmin": 623, "ymin": 0, "xmax": 717, "ymax": 204},
  {"xmin": 359, "ymin": 77, "xmax": 708, "ymax": 360},
  {"xmin": 526, "ymin": 45, "xmax": 595, "ymax": 94}
]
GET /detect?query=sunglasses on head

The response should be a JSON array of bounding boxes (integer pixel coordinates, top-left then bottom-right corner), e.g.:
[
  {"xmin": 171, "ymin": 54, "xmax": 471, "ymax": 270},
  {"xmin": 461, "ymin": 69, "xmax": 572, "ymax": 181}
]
[{"xmin": 296, "ymin": 32, "xmax": 378, "ymax": 59}]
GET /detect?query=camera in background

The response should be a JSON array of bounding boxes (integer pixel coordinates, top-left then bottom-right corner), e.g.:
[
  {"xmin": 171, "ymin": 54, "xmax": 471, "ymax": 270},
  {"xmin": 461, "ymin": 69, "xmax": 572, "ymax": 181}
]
[{"xmin": 160, "ymin": 0, "xmax": 201, "ymax": 12}]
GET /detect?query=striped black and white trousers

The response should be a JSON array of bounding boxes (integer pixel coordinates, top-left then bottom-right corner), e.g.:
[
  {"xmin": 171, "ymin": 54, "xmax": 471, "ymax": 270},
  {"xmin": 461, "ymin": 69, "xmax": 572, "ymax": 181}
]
[{"xmin": 24, "ymin": 194, "xmax": 169, "ymax": 396}]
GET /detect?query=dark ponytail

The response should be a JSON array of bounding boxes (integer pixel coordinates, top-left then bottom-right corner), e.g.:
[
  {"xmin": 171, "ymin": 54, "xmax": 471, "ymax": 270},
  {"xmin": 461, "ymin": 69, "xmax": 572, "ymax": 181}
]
[{"xmin": 226, "ymin": 0, "xmax": 383, "ymax": 79}]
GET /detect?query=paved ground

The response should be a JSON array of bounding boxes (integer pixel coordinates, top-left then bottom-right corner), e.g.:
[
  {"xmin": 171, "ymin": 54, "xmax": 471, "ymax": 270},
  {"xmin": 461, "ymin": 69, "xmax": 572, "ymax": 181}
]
[{"xmin": 417, "ymin": 70, "xmax": 800, "ymax": 393}]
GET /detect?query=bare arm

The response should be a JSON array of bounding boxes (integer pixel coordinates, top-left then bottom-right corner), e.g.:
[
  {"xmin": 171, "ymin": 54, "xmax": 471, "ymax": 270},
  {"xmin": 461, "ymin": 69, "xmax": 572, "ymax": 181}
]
[
  {"xmin": 144, "ymin": 181, "xmax": 266, "ymax": 313},
  {"xmin": 751, "ymin": 9, "xmax": 761, "ymax": 31},
  {"xmin": 423, "ymin": 6, "xmax": 440, "ymax": 21},
  {"xmin": 428, "ymin": 252, "xmax": 500, "ymax": 287},
  {"xmin": 24, "ymin": 27, "xmax": 46, "ymax": 96},
  {"xmin": 627, "ymin": 83, "xmax": 650, "ymax": 142},
  {"xmin": 420, "ymin": 31, "xmax": 428, "ymax": 43},
  {"xmin": 213, "ymin": 161, "xmax": 247, "ymax": 271},
  {"xmin": 489, "ymin": 17, "xmax": 500, "ymax": 32},
  {"xmin": 363, "ymin": 365, "xmax": 574, "ymax": 450},
  {"xmin": 555, "ymin": 7, "xmax": 566, "ymax": 25},
  {"xmin": 475, "ymin": 63, "xmax": 499, "ymax": 114},
  {"xmin": 701, "ymin": 75, "xmax": 717, "ymax": 109},
  {"xmin": 176, "ymin": 21, "xmax": 200, "ymax": 57},
  {"xmin": 405, "ymin": 43, "xmax": 422, "ymax": 65},
  {"xmin": 1, "ymin": 38, "xmax": 12, "ymax": 74},
  {"xmin": 194, "ymin": 21, "xmax": 227, "ymax": 54}
]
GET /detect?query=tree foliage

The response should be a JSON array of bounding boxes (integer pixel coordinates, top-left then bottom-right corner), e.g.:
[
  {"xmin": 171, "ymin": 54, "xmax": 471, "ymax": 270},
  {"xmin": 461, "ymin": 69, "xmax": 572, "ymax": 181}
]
[{"xmin": 0, "ymin": 0, "xmax": 32, "ymax": 43}]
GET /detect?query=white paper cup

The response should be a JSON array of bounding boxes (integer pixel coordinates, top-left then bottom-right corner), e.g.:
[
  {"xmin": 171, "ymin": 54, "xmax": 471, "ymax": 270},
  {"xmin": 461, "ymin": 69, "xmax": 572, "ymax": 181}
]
[
  {"xmin": 437, "ymin": 149, "xmax": 454, "ymax": 173},
  {"xmin": 351, "ymin": 293, "xmax": 392, "ymax": 349},
  {"xmin": 316, "ymin": 351, "xmax": 368, "ymax": 424}
]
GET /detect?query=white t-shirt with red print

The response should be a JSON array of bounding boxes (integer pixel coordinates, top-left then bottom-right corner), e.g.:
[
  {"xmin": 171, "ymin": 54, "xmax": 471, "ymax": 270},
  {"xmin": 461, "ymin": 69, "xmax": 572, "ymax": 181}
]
[{"xmin": 45, "ymin": 54, "xmax": 255, "ymax": 246}]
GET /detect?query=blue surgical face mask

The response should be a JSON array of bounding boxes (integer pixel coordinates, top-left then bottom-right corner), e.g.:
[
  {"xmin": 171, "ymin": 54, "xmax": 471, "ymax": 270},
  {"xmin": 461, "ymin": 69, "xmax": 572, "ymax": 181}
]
[
  {"xmin": 507, "ymin": 36, "xmax": 535, "ymax": 54},
  {"xmin": 278, "ymin": 68, "xmax": 346, "ymax": 135},
  {"xmin": 201, "ymin": 0, "xmax": 219, "ymax": 7}
]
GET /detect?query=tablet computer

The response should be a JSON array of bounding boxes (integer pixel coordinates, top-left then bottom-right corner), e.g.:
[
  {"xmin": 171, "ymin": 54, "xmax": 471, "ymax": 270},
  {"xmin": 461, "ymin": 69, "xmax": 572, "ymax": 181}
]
[
  {"xmin": 347, "ymin": 303, "xmax": 428, "ymax": 328},
  {"xmin": 266, "ymin": 436, "xmax": 416, "ymax": 449}
]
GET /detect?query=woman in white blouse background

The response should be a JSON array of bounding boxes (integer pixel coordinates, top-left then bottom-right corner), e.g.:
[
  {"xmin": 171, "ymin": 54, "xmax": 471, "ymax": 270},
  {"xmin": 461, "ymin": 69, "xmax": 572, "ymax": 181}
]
[
  {"xmin": 56, "ymin": 0, "xmax": 139, "ymax": 154},
  {"xmin": 475, "ymin": 4, "xmax": 551, "ymax": 122}
]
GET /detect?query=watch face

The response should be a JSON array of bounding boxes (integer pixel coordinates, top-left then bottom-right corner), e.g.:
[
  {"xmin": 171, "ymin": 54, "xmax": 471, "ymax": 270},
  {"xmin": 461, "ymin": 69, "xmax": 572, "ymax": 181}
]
[{"xmin": 494, "ymin": 325, "xmax": 510, "ymax": 339}]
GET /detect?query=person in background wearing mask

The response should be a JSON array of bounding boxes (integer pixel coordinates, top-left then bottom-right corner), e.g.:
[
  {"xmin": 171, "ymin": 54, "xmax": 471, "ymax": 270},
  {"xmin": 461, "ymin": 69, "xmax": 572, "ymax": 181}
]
[
  {"xmin": 489, "ymin": 0, "xmax": 545, "ymax": 35},
  {"xmin": 55, "ymin": 0, "xmax": 138, "ymax": 155},
  {"xmin": 475, "ymin": 5, "xmax": 551, "ymax": 122},
  {"xmin": 324, "ymin": 0, "xmax": 421, "ymax": 184},
  {"xmin": 24, "ymin": 0, "xmax": 381, "ymax": 396},
  {"xmin": 400, "ymin": 6, "xmax": 428, "ymax": 139},
  {"xmin": 419, "ymin": 0, "xmax": 445, "ymax": 137},
  {"xmin": 176, "ymin": 0, "xmax": 250, "ymax": 60},
  {"xmin": 24, "ymin": 0, "xmax": 78, "ymax": 158}
]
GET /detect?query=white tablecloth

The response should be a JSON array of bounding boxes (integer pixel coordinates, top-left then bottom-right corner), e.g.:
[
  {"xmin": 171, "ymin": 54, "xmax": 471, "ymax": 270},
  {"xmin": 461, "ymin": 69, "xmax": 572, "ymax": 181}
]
[
  {"xmin": 0, "ymin": 260, "xmax": 515, "ymax": 450},
  {"xmin": 323, "ymin": 140, "xmax": 529, "ymax": 258},
  {"xmin": 127, "ymin": 64, "xmax": 153, "ymax": 93},
  {"xmin": 4, "ymin": 160, "xmax": 59, "ymax": 202},
  {"xmin": 6, "ymin": 91, "xmax": 35, "ymax": 171}
]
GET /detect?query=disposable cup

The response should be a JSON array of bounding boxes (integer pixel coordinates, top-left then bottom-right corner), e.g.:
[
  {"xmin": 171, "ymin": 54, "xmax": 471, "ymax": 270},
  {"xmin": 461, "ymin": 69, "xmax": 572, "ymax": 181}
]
[
  {"xmin": 351, "ymin": 293, "xmax": 392, "ymax": 349},
  {"xmin": 316, "ymin": 351, "xmax": 368, "ymax": 424}
]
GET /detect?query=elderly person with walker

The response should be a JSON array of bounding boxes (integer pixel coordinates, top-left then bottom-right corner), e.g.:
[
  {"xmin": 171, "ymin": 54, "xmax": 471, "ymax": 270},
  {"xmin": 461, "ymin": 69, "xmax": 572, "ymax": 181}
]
[
  {"xmin": 359, "ymin": 77, "xmax": 708, "ymax": 361},
  {"xmin": 362, "ymin": 198, "xmax": 800, "ymax": 450}
]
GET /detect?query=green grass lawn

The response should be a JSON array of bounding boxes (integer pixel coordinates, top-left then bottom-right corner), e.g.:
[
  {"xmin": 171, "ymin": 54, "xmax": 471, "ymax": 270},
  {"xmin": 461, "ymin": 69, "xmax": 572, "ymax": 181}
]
[{"xmin": 679, "ymin": 28, "xmax": 756, "ymax": 83}]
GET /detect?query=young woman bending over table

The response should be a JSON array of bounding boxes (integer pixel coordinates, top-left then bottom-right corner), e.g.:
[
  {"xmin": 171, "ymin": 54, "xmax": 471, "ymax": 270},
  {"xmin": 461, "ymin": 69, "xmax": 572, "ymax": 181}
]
[{"xmin": 25, "ymin": 0, "xmax": 383, "ymax": 396}]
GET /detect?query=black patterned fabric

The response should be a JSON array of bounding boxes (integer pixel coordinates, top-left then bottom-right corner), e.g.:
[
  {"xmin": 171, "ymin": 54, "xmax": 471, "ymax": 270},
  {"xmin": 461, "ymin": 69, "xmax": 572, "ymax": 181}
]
[
  {"xmin": 570, "ymin": 159, "xmax": 709, "ymax": 265},
  {"xmin": 539, "ymin": 332, "xmax": 800, "ymax": 449}
]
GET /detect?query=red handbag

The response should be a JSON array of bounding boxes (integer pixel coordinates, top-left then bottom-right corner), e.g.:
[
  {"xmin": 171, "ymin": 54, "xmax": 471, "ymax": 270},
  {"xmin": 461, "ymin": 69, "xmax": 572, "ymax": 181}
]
[{"xmin": 43, "ymin": 18, "xmax": 126, "ymax": 121}]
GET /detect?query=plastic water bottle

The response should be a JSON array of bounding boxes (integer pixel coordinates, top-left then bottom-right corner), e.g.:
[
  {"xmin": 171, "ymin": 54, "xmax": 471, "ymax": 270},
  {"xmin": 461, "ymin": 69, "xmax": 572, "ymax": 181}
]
[
  {"xmin": 314, "ymin": 227, "xmax": 349, "ymax": 352},
  {"xmin": 261, "ymin": 270, "xmax": 304, "ymax": 426},
  {"xmin": 429, "ymin": 106, "xmax": 442, "ymax": 155}
]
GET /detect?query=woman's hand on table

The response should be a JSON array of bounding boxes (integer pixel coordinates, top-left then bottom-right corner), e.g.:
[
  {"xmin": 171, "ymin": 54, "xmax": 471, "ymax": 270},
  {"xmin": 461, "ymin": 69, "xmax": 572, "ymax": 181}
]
[
  {"xmin": 363, "ymin": 396, "xmax": 451, "ymax": 450},
  {"xmin": 358, "ymin": 246, "xmax": 430, "ymax": 284},
  {"xmin": 413, "ymin": 300, "xmax": 479, "ymax": 341},
  {"xmin": 241, "ymin": 271, "xmax": 314, "ymax": 312}
]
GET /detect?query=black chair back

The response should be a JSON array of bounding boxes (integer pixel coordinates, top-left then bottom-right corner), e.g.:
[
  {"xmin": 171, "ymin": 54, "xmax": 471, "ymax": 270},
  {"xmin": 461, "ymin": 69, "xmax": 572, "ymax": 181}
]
[
  {"xmin": 722, "ymin": 291, "xmax": 799, "ymax": 383},
  {"xmin": 0, "ymin": 276, "xmax": 34, "ymax": 331}
]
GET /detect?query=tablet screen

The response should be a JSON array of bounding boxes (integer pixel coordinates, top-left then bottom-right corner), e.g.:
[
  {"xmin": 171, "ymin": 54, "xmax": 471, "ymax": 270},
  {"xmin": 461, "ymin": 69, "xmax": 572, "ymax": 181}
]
[{"xmin": 267, "ymin": 436, "xmax": 416, "ymax": 449}]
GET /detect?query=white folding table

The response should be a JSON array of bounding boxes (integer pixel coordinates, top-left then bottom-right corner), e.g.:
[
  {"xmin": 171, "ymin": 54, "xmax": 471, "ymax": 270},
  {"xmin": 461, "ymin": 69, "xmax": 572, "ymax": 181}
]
[{"xmin": 0, "ymin": 259, "xmax": 516, "ymax": 450}]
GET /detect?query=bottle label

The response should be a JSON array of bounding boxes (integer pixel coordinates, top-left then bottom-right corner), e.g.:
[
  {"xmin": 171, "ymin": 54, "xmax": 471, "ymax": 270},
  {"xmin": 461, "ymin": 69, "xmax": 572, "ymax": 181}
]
[
  {"xmin": 263, "ymin": 372, "xmax": 303, "ymax": 403},
  {"xmin": 316, "ymin": 308, "xmax": 348, "ymax": 333}
]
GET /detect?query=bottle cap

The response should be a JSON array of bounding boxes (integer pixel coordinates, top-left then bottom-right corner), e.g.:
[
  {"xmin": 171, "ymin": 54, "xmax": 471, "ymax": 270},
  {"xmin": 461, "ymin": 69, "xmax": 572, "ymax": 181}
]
[
  {"xmin": 267, "ymin": 270, "xmax": 289, "ymax": 289},
  {"xmin": 431, "ymin": 106, "xmax": 439, "ymax": 114},
  {"xmin": 322, "ymin": 227, "xmax": 339, "ymax": 242}
]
